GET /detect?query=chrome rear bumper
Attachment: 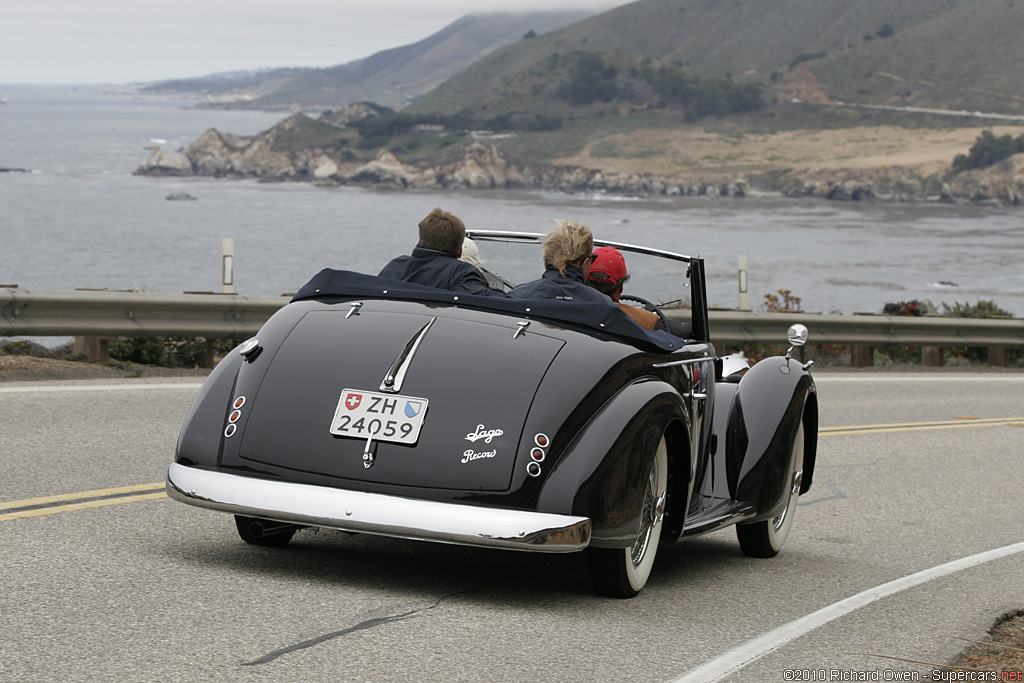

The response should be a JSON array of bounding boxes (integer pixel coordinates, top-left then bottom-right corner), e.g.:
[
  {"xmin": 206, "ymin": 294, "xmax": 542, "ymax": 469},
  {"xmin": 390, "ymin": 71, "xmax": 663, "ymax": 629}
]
[{"xmin": 166, "ymin": 462, "xmax": 590, "ymax": 553}]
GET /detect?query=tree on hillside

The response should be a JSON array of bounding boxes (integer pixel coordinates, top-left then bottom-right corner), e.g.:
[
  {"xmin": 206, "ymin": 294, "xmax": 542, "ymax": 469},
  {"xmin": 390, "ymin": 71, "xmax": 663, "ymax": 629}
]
[
  {"xmin": 638, "ymin": 63, "xmax": 763, "ymax": 120},
  {"xmin": 563, "ymin": 53, "xmax": 619, "ymax": 105},
  {"xmin": 952, "ymin": 130, "xmax": 1024, "ymax": 172}
]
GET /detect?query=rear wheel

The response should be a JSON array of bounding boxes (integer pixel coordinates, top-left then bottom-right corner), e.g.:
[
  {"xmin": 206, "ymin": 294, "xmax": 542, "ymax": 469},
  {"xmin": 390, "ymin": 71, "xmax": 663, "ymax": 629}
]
[
  {"xmin": 588, "ymin": 436, "xmax": 668, "ymax": 598},
  {"xmin": 234, "ymin": 515, "xmax": 298, "ymax": 547},
  {"xmin": 737, "ymin": 419, "xmax": 804, "ymax": 557}
]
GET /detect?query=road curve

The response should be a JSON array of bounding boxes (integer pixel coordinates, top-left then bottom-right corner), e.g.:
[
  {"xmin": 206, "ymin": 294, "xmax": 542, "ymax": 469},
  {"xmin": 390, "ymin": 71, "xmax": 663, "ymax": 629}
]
[{"xmin": 0, "ymin": 373, "xmax": 1021, "ymax": 683}]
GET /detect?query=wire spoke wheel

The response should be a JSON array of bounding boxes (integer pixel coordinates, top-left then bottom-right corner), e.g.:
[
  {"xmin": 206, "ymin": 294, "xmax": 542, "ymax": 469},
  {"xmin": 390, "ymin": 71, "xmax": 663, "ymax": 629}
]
[{"xmin": 589, "ymin": 435, "xmax": 668, "ymax": 598}]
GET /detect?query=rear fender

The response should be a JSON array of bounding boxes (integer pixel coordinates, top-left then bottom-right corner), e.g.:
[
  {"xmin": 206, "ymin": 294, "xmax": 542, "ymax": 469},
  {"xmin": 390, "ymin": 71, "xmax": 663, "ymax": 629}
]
[
  {"xmin": 175, "ymin": 301, "xmax": 308, "ymax": 469},
  {"xmin": 176, "ymin": 350, "xmax": 243, "ymax": 468},
  {"xmin": 537, "ymin": 380, "xmax": 691, "ymax": 548},
  {"xmin": 718, "ymin": 356, "xmax": 817, "ymax": 519}
]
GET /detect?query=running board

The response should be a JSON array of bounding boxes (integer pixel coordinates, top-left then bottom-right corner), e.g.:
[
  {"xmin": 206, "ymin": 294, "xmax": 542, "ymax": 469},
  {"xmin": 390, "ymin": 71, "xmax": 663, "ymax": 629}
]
[{"xmin": 681, "ymin": 499, "xmax": 757, "ymax": 538}]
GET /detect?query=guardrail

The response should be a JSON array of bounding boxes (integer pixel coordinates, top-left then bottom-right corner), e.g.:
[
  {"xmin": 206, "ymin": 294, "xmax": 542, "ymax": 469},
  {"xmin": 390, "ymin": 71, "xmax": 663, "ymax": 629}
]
[
  {"xmin": 2, "ymin": 288, "xmax": 1022, "ymax": 367},
  {"xmin": 683, "ymin": 310, "xmax": 1024, "ymax": 367}
]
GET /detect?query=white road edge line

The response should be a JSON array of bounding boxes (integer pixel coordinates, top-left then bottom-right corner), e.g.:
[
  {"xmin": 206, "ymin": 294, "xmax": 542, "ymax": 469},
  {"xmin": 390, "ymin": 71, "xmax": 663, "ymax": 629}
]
[
  {"xmin": 0, "ymin": 383, "xmax": 204, "ymax": 394},
  {"xmin": 671, "ymin": 540, "xmax": 1024, "ymax": 683},
  {"xmin": 814, "ymin": 375, "xmax": 1024, "ymax": 382}
]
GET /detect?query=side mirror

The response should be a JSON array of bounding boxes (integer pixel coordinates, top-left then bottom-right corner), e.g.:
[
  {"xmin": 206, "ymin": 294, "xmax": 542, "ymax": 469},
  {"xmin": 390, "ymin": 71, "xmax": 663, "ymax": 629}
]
[
  {"xmin": 787, "ymin": 324, "xmax": 808, "ymax": 347},
  {"xmin": 784, "ymin": 324, "xmax": 811, "ymax": 368}
]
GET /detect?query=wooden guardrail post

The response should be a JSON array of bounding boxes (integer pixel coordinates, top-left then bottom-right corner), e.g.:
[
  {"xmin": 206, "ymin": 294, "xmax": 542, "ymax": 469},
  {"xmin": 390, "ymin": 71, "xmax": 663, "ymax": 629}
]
[
  {"xmin": 851, "ymin": 345, "xmax": 874, "ymax": 368},
  {"xmin": 921, "ymin": 346, "xmax": 942, "ymax": 367},
  {"xmin": 989, "ymin": 347, "xmax": 1009, "ymax": 367},
  {"xmin": 74, "ymin": 335, "xmax": 111, "ymax": 362}
]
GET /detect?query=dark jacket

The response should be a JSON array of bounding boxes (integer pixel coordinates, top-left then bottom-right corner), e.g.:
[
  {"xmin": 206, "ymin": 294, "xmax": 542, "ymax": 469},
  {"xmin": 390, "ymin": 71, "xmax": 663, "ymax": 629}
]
[
  {"xmin": 379, "ymin": 246, "xmax": 505, "ymax": 296},
  {"xmin": 509, "ymin": 265, "xmax": 613, "ymax": 303}
]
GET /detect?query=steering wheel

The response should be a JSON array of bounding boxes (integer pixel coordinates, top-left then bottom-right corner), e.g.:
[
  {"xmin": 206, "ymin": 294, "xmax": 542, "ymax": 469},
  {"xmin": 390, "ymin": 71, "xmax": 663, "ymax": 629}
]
[{"xmin": 619, "ymin": 294, "xmax": 669, "ymax": 330}]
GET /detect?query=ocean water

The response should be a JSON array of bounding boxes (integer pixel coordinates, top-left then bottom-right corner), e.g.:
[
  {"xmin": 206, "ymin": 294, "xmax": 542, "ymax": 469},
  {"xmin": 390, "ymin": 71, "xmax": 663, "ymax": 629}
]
[{"xmin": 2, "ymin": 83, "xmax": 1023, "ymax": 320}]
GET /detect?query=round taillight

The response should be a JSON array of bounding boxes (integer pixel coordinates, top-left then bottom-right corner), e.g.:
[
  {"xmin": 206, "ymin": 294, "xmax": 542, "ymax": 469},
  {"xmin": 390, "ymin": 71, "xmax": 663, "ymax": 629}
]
[
  {"xmin": 534, "ymin": 433, "xmax": 549, "ymax": 447},
  {"xmin": 224, "ymin": 424, "xmax": 237, "ymax": 438},
  {"xmin": 530, "ymin": 448, "xmax": 545, "ymax": 462},
  {"xmin": 229, "ymin": 410, "xmax": 241, "ymax": 423},
  {"xmin": 526, "ymin": 462, "xmax": 542, "ymax": 477},
  {"xmin": 233, "ymin": 396, "xmax": 246, "ymax": 409}
]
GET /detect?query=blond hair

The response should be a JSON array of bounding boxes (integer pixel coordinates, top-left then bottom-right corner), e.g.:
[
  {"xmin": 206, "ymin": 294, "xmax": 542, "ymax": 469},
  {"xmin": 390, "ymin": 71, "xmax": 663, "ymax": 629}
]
[{"xmin": 542, "ymin": 220, "xmax": 593, "ymax": 276}]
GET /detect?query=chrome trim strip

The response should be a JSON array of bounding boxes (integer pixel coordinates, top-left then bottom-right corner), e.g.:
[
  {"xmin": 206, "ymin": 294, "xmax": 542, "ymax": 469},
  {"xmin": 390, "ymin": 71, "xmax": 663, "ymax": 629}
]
[
  {"xmin": 466, "ymin": 230, "xmax": 693, "ymax": 263},
  {"xmin": 380, "ymin": 317, "xmax": 436, "ymax": 393},
  {"xmin": 652, "ymin": 357, "xmax": 710, "ymax": 368},
  {"xmin": 166, "ymin": 463, "xmax": 590, "ymax": 553}
]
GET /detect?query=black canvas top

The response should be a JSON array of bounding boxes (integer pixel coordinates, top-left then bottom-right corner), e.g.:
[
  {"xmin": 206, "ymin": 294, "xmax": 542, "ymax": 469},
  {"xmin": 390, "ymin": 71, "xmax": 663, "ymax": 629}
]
[{"xmin": 292, "ymin": 269, "xmax": 684, "ymax": 353}]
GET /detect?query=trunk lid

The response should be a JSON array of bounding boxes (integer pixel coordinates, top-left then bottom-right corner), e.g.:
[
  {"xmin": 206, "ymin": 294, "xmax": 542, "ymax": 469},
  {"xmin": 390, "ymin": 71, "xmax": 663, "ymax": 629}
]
[{"xmin": 238, "ymin": 308, "xmax": 564, "ymax": 491}]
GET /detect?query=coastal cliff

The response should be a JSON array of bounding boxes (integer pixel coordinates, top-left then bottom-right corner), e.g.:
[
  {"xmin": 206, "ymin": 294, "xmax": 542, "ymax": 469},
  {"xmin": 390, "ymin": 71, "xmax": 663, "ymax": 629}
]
[{"xmin": 136, "ymin": 117, "xmax": 1024, "ymax": 205}]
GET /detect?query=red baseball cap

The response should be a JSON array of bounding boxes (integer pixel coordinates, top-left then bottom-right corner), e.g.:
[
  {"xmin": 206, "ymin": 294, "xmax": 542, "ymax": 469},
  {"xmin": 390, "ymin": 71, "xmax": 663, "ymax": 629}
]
[{"xmin": 587, "ymin": 246, "xmax": 629, "ymax": 286}]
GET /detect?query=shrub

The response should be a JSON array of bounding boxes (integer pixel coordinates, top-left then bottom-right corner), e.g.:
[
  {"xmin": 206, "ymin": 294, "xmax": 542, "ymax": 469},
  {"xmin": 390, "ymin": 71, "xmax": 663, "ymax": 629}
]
[
  {"xmin": 940, "ymin": 300, "xmax": 1015, "ymax": 364},
  {"xmin": 941, "ymin": 299, "xmax": 1013, "ymax": 318},
  {"xmin": 763, "ymin": 288, "xmax": 802, "ymax": 312},
  {"xmin": 638, "ymin": 63, "xmax": 763, "ymax": 119},
  {"xmin": 109, "ymin": 337, "xmax": 236, "ymax": 368},
  {"xmin": 563, "ymin": 53, "xmax": 619, "ymax": 105},
  {"xmin": 952, "ymin": 130, "xmax": 1024, "ymax": 172}
]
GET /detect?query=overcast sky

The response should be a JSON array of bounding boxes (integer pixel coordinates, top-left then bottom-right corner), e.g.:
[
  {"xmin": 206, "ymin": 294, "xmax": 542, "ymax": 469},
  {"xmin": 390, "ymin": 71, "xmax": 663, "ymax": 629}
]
[{"xmin": 1, "ymin": 1, "xmax": 633, "ymax": 84}]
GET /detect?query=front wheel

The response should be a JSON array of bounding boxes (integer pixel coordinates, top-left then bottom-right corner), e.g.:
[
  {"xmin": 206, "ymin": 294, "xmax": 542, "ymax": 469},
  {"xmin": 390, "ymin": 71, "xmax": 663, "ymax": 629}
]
[
  {"xmin": 737, "ymin": 419, "xmax": 805, "ymax": 557},
  {"xmin": 588, "ymin": 436, "xmax": 668, "ymax": 598}
]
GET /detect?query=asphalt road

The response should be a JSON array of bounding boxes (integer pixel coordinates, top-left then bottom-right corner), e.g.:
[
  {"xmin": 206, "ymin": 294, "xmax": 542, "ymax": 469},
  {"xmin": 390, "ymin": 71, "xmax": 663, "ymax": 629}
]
[{"xmin": 1, "ymin": 374, "xmax": 1022, "ymax": 683}]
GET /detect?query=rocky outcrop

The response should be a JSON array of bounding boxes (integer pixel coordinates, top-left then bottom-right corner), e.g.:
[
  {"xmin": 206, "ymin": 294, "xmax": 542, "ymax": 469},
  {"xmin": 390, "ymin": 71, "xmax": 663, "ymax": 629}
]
[
  {"xmin": 136, "ymin": 122, "xmax": 1024, "ymax": 206},
  {"xmin": 343, "ymin": 150, "xmax": 437, "ymax": 189}
]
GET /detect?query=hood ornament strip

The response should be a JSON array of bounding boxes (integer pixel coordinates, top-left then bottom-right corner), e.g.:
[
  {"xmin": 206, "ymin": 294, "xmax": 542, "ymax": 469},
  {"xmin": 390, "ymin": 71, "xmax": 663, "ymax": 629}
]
[{"xmin": 380, "ymin": 317, "xmax": 437, "ymax": 393}]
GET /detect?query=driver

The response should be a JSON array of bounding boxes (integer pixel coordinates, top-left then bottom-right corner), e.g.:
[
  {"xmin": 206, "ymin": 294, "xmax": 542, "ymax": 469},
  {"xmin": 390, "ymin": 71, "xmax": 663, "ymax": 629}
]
[{"xmin": 586, "ymin": 247, "xmax": 660, "ymax": 330}]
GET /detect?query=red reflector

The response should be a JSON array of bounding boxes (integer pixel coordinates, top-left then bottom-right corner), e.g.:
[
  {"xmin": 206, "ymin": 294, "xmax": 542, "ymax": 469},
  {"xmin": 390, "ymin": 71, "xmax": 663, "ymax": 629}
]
[{"xmin": 531, "ymin": 448, "xmax": 545, "ymax": 461}]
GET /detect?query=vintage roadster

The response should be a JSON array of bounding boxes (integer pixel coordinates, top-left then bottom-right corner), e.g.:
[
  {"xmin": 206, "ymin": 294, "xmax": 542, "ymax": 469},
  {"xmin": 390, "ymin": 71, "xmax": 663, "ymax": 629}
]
[{"xmin": 167, "ymin": 231, "xmax": 818, "ymax": 597}]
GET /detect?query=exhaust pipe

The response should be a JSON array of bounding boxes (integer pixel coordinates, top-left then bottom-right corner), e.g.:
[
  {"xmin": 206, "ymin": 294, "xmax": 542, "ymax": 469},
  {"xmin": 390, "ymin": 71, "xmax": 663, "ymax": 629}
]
[{"xmin": 248, "ymin": 520, "xmax": 297, "ymax": 538}]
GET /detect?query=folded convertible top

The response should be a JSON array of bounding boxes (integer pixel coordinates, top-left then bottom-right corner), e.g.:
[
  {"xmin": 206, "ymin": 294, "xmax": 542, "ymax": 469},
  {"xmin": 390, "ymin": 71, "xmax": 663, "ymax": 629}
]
[{"xmin": 292, "ymin": 269, "xmax": 684, "ymax": 353}]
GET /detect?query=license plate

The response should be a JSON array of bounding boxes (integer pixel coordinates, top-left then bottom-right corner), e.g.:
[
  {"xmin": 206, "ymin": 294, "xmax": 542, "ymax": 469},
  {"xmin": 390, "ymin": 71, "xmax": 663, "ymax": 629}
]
[{"xmin": 329, "ymin": 389, "xmax": 428, "ymax": 444}]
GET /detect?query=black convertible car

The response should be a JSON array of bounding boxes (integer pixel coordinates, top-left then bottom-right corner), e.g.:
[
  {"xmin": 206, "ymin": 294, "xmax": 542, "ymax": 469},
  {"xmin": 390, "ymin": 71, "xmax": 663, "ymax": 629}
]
[{"xmin": 167, "ymin": 231, "xmax": 818, "ymax": 597}]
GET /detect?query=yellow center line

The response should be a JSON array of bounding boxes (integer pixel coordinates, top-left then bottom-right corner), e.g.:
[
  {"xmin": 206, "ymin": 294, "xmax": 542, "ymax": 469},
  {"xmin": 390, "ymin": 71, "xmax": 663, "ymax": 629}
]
[
  {"xmin": 0, "ymin": 482, "xmax": 167, "ymax": 522},
  {"xmin": 0, "ymin": 481, "xmax": 166, "ymax": 511},
  {"xmin": 821, "ymin": 417, "xmax": 1024, "ymax": 436},
  {"xmin": 0, "ymin": 492, "xmax": 167, "ymax": 521}
]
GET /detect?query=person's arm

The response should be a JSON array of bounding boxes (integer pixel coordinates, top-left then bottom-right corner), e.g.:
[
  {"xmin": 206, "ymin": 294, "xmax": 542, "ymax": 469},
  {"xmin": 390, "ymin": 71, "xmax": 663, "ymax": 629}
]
[
  {"xmin": 453, "ymin": 267, "xmax": 508, "ymax": 296},
  {"xmin": 617, "ymin": 302, "xmax": 659, "ymax": 330}
]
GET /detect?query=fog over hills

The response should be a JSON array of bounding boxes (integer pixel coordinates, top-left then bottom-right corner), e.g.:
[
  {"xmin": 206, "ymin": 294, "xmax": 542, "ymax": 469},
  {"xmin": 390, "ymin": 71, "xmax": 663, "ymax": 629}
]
[{"xmin": 144, "ymin": 11, "xmax": 592, "ymax": 110}]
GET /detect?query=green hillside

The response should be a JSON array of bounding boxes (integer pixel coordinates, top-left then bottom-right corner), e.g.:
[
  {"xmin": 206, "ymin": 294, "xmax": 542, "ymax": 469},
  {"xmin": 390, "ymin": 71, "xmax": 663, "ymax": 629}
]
[{"xmin": 408, "ymin": 0, "xmax": 1024, "ymax": 117}]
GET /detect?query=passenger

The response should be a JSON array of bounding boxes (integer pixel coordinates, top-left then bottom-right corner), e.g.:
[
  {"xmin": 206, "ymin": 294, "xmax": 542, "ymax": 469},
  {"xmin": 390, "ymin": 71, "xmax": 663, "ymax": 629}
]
[
  {"xmin": 508, "ymin": 220, "xmax": 613, "ymax": 303},
  {"xmin": 460, "ymin": 236, "xmax": 508, "ymax": 291},
  {"xmin": 459, "ymin": 236, "xmax": 483, "ymax": 268},
  {"xmin": 379, "ymin": 208, "xmax": 505, "ymax": 296},
  {"xmin": 586, "ymin": 246, "xmax": 660, "ymax": 330}
]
